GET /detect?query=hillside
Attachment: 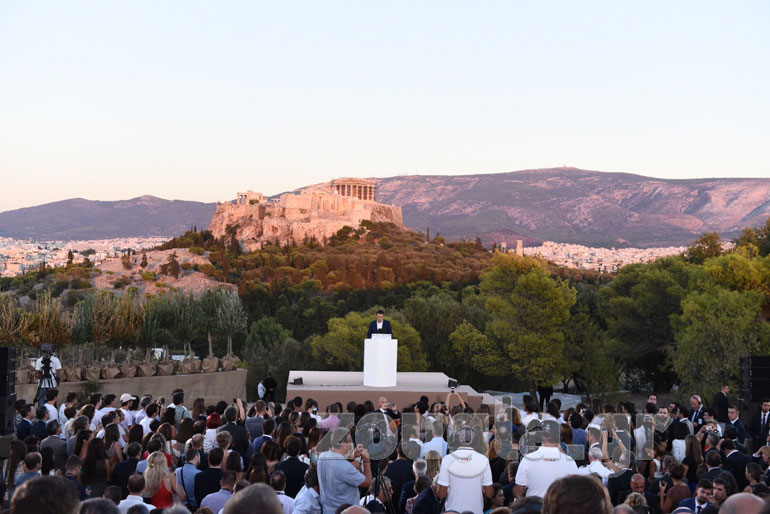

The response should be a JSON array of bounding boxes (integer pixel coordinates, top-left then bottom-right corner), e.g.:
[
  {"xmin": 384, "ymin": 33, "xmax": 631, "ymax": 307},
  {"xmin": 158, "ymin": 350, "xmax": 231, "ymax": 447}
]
[
  {"xmin": 376, "ymin": 168, "xmax": 770, "ymax": 247},
  {"xmin": 0, "ymin": 196, "xmax": 216, "ymax": 240}
]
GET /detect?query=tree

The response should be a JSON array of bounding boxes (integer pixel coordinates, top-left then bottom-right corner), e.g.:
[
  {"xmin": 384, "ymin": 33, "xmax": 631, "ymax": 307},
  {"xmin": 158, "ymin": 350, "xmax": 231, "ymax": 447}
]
[
  {"xmin": 30, "ymin": 292, "xmax": 72, "ymax": 348},
  {"xmin": 170, "ymin": 293, "xmax": 202, "ymax": 356},
  {"xmin": 311, "ymin": 309, "xmax": 428, "ymax": 372},
  {"xmin": 683, "ymin": 232, "xmax": 723, "ymax": 264},
  {"xmin": 160, "ymin": 252, "xmax": 180, "ymax": 279},
  {"xmin": 671, "ymin": 285, "xmax": 770, "ymax": 397},
  {"xmin": 121, "ymin": 253, "xmax": 132, "ymax": 270},
  {"xmin": 67, "ymin": 250, "xmax": 74, "ymax": 266},
  {"xmin": 0, "ymin": 293, "xmax": 32, "ymax": 357},
  {"xmin": 216, "ymin": 290, "xmax": 247, "ymax": 356},
  {"xmin": 245, "ymin": 316, "xmax": 290, "ymax": 357},
  {"xmin": 597, "ymin": 257, "xmax": 700, "ymax": 390},
  {"xmin": 140, "ymin": 252, "xmax": 148, "ymax": 270},
  {"xmin": 403, "ymin": 293, "xmax": 463, "ymax": 373},
  {"xmin": 452, "ymin": 254, "xmax": 576, "ymax": 401}
]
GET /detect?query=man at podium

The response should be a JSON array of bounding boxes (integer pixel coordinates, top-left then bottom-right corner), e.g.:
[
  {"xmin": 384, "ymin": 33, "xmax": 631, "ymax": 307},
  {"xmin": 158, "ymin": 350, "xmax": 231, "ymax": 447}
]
[{"xmin": 367, "ymin": 310, "xmax": 393, "ymax": 339}]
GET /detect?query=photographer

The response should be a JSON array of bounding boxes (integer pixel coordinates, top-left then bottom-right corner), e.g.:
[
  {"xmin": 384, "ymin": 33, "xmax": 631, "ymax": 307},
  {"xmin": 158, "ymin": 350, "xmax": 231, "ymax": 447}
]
[{"xmin": 34, "ymin": 343, "xmax": 62, "ymax": 407}]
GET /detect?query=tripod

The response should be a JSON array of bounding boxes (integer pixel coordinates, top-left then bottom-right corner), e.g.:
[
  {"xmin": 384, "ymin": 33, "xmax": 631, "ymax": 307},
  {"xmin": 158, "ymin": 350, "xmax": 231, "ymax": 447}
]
[
  {"xmin": 34, "ymin": 353, "xmax": 53, "ymax": 407},
  {"xmin": 370, "ymin": 459, "xmax": 396, "ymax": 514}
]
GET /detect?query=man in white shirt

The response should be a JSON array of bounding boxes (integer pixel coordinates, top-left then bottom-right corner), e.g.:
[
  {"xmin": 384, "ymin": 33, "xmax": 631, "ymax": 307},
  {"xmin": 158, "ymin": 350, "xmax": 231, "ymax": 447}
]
[
  {"xmin": 521, "ymin": 402, "xmax": 540, "ymax": 428},
  {"xmin": 140, "ymin": 403, "xmax": 160, "ymax": 435},
  {"xmin": 118, "ymin": 473, "xmax": 149, "ymax": 514},
  {"xmin": 133, "ymin": 396, "xmax": 153, "ymax": 425},
  {"xmin": 270, "ymin": 470, "xmax": 294, "ymax": 514},
  {"xmin": 420, "ymin": 420, "xmax": 448, "ymax": 458},
  {"xmin": 42, "ymin": 388, "xmax": 60, "ymax": 427},
  {"xmin": 119, "ymin": 394, "xmax": 135, "ymax": 430},
  {"xmin": 437, "ymin": 427, "xmax": 494, "ymax": 513},
  {"xmin": 34, "ymin": 345, "xmax": 62, "ymax": 406},
  {"xmin": 514, "ymin": 420, "xmax": 578, "ymax": 498},
  {"xmin": 58, "ymin": 392, "xmax": 78, "ymax": 427},
  {"xmin": 94, "ymin": 394, "xmax": 117, "ymax": 428},
  {"xmin": 576, "ymin": 446, "xmax": 613, "ymax": 485}
]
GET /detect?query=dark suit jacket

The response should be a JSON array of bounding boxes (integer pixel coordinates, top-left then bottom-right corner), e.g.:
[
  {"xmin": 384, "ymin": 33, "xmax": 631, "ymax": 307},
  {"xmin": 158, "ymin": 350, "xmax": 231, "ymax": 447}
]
[
  {"xmin": 217, "ymin": 421, "xmax": 251, "ymax": 457},
  {"xmin": 412, "ymin": 487, "xmax": 441, "ymax": 514},
  {"xmin": 29, "ymin": 420, "xmax": 47, "ymax": 440},
  {"xmin": 194, "ymin": 467, "xmax": 223, "ymax": 506},
  {"xmin": 113, "ymin": 458, "xmax": 139, "ymax": 498},
  {"xmin": 275, "ymin": 457, "xmax": 309, "ymax": 498},
  {"xmin": 384, "ymin": 458, "xmax": 413, "ymax": 511},
  {"xmin": 726, "ymin": 418, "xmax": 747, "ymax": 444},
  {"xmin": 713, "ymin": 392, "xmax": 729, "ymax": 423},
  {"xmin": 698, "ymin": 467, "xmax": 726, "ymax": 483},
  {"xmin": 367, "ymin": 319, "xmax": 393, "ymax": 338},
  {"xmin": 252, "ymin": 434, "xmax": 273, "ymax": 454},
  {"xmin": 608, "ymin": 469, "xmax": 634, "ymax": 505},
  {"xmin": 16, "ymin": 418, "xmax": 32, "ymax": 439},
  {"xmin": 724, "ymin": 450, "xmax": 753, "ymax": 490},
  {"xmin": 750, "ymin": 412, "xmax": 770, "ymax": 449},
  {"xmin": 679, "ymin": 497, "xmax": 712, "ymax": 511},
  {"xmin": 691, "ymin": 407, "xmax": 705, "ymax": 428},
  {"xmin": 399, "ymin": 479, "xmax": 417, "ymax": 514}
]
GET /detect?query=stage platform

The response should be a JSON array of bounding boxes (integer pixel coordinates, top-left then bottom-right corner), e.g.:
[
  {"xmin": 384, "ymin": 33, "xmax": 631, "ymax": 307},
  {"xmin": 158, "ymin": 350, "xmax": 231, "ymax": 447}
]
[{"xmin": 286, "ymin": 370, "xmax": 495, "ymax": 410}]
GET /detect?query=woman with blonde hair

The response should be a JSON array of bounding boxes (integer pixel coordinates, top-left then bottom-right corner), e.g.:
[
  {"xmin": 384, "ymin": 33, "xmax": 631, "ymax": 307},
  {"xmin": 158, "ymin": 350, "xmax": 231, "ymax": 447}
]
[
  {"xmin": 144, "ymin": 451, "xmax": 186, "ymax": 509},
  {"xmin": 425, "ymin": 450, "xmax": 442, "ymax": 482}
]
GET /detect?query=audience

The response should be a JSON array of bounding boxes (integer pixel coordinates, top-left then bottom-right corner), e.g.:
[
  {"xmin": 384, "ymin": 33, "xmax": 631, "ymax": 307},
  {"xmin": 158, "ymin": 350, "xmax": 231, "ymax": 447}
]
[{"xmin": 4, "ymin": 383, "xmax": 770, "ymax": 514}]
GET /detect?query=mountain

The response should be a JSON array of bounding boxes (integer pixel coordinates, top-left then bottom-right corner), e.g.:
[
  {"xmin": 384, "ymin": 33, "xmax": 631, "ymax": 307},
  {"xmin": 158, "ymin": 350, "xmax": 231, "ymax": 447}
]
[
  {"xmin": 0, "ymin": 196, "xmax": 216, "ymax": 240},
  {"xmin": 374, "ymin": 168, "xmax": 770, "ymax": 248},
  {"xmin": 3, "ymin": 169, "xmax": 770, "ymax": 247}
]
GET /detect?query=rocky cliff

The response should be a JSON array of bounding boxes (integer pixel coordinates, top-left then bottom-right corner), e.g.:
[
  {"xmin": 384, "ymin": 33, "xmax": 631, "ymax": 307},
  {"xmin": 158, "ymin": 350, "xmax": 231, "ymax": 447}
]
[{"xmin": 208, "ymin": 183, "xmax": 405, "ymax": 251}]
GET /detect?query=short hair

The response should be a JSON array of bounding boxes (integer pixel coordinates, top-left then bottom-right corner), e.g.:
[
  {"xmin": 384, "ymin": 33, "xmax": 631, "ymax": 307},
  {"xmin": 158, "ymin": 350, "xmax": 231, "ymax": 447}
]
[
  {"xmin": 705, "ymin": 450, "xmax": 722, "ymax": 467},
  {"xmin": 543, "ymin": 475, "xmax": 612, "ymax": 514},
  {"xmin": 304, "ymin": 465, "xmax": 319, "ymax": 488},
  {"xmin": 721, "ymin": 439, "xmax": 736, "ymax": 452},
  {"xmin": 186, "ymin": 447, "xmax": 200, "ymax": 463},
  {"xmin": 65, "ymin": 455, "xmax": 82, "ymax": 472},
  {"xmin": 413, "ymin": 458, "xmax": 427, "ymax": 476},
  {"xmin": 126, "ymin": 442, "xmax": 141, "ymax": 459},
  {"xmin": 65, "ymin": 391, "xmax": 79, "ymax": 403},
  {"xmin": 101, "ymin": 412, "xmax": 115, "ymax": 426},
  {"xmin": 172, "ymin": 391, "xmax": 184, "ymax": 405},
  {"xmin": 723, "ymin": 426, "xmax": 739, "ymax": 440},
  {"xmin": 262, "ymin": 419, "xmax": 275, "ymax": 435},
  {"xmin": 697, "ymin": 479, "xmax": 713, "ymax": 490},
  {"xmin": 286, "ymin": 435, "xmax": 302, "ymax": 457},
  {"xmin": 669, "ymin": 462, "xmax": 685, "ymax": 480},
  {"xmin": 147, "ymin": 437, "xmax": 163, "ymax": 454},
  {"xmin": 24, "ymin": 452, "xmax": 42, "ymax": 470},
  {"xmin": 221, "ymin": 470, "xmax": 237, "ymax": 488},
  {"xmin": 377, "ymin": 309, "xmax": 384, "ymax": 315},
  {"xmin": 415, "ymin": 475, "xmax": 432, "ymax": 494},
  {"xmin": 46, "ymin": 388, "xmax": 59, "ymax": 402},
  {"xmin": 127, "ymin": 472, "xmax": 145, "ymax": 494},
  {"xmin": 103, "ymin": 394, "xmax": 116, "ymax": 406},
  {"xmin": 47, "ymin": 419, "xmax": 60, "ymax": 436},
  {"xmin": 103, "ymin": 485, "xmax": 122, "ymax": 505},
  {"xmin": 369, "ymin": 475, "xmax": 391, "ymax": 496},
  {"xmin": 191, "ymin": 433, "xmax": 204, "ymax": 449},
  {"xmin": 270, "ymin": 470, "xmax": 287, "ymax": 491},
  {"xmin": 225, "ymin": 406, "xmax": 238, "ymax": 423},
  {"xmin": 216, "ymin": 430, "xmax": 233, "ymax": 449},
  {"xmin": 36, "ymin": 406, "xmax": 48, "ymax": 420},
  {"xmin": 11, "ymin": 476, "xmax": 81, "ymax": 514},
  {"xmin": 80, "ymin": 498, "xmax": 120, "ymax": 514},
  {"xmin": 223, "ymin": 483, "xmax": 284, "ymax": 514},
  {"xmin": 255, "ymin": 400, "xmax": 266, "ymax": 412},
  {"xmin": 126, "ymin": 505, "xmax": 149, "ymax": 514},
  {"xmin": 209, "ymin": 447, "xmax": 225, "ymax": 466}
]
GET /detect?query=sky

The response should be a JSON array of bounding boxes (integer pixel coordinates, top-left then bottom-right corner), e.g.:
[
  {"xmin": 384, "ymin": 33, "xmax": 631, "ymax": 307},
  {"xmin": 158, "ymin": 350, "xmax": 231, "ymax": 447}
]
[{"xmin": 1, "ymin": 1, "xmax": 769, "ymax": 211}]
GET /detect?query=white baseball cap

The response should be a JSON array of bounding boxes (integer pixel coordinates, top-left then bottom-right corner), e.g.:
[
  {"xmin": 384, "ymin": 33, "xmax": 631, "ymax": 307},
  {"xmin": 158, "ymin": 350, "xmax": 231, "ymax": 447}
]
[{"xmin": 120, "ymin": 393, "xmax": 133, "ymax": 403}]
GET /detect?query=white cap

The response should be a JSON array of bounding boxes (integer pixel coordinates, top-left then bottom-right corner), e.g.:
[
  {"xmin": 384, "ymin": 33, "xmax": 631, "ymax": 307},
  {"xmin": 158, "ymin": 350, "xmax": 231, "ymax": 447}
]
[{"xmin": 120, "ymin": 393, "xmax": 133, "ymax": 403}]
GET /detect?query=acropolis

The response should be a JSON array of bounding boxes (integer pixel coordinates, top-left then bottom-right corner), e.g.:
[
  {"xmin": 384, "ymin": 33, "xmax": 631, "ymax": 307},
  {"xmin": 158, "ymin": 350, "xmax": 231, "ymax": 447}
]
[{"xmin": 209, "ymin": 178, "xmax": 404, "ymax": 251}]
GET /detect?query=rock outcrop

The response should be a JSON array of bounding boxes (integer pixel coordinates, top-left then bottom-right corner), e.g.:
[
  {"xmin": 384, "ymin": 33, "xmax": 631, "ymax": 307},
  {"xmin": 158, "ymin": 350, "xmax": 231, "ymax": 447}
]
[{"xmin": 209, "ymin": 179, "xmax": 405, "ymax": 251}]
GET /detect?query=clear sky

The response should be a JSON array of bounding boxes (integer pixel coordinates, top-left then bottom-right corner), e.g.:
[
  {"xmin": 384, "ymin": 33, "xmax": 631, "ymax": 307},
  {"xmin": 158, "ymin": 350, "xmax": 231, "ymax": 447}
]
[{"xmin": 1, "ymin": 1, "xmax": 768, "ymax": 211}]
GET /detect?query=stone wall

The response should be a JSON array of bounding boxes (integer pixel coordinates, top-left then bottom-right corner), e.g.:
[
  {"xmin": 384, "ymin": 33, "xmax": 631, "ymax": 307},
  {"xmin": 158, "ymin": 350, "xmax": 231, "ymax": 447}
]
[{"xmin": 16, "ymin": 369, "xmax": 247, "ymax": 405}]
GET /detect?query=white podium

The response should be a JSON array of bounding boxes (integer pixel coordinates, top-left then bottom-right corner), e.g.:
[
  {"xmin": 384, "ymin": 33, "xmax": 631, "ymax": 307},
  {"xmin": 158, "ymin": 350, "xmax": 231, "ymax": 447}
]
[{"xmin": 363, "ymin": 335, "xmax": 398, "ymax": 387}]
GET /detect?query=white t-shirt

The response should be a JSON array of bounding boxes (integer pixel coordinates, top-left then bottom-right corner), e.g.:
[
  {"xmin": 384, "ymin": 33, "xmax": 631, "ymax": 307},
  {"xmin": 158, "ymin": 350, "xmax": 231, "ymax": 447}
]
[
  {"xmin": 120, "ymin": 408, "xmax": 134, "ymax": 430},
  {"xmin": 437, "ymin": 448, "xmax": 493, "ymax": 514},
  {"xmin": 94, "ymin": 407, "xmax": 116, "ymax": 427},
  {"xmin": 515, "ymin": 446, "xmax": 578, "ymax": 498},
  {"xmin": 140, "ymin": 416, "xmax": 156, "ymax": 435},
  {"xmin": 521, "ymin": 413, "xmax": 540, "ymax": 428},
  {"xmin": 35, "ymin": 355, "xmax": 62, "ymax": 387},
  {"xmin": 43, "ymin": 403, "xmax": 58, "ymax": 426}
]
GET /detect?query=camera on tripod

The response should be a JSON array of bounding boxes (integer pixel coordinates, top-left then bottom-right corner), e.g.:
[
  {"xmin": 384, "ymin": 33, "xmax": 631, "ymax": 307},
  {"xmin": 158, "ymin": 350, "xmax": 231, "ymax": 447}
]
[{"xmin": 35, "ymin": 343, "xmax": 56, "ymax": 406}]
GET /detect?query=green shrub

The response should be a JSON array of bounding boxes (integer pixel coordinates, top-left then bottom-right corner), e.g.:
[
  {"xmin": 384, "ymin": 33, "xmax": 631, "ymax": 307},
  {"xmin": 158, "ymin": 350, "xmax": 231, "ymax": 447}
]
[{"xmin": 141, "ymin": 271, "xmax": 156, "ymax": 281}]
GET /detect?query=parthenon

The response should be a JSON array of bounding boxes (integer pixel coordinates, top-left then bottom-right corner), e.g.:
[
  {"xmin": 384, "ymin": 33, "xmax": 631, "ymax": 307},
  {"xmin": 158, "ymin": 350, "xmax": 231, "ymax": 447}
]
[
  {"xmin": 331, "ymin": 178, "xmax": 376, "ymax": 201},
  {"xmin": 236, "ymin": 190, "xmax": 266, "ymax": 205}
]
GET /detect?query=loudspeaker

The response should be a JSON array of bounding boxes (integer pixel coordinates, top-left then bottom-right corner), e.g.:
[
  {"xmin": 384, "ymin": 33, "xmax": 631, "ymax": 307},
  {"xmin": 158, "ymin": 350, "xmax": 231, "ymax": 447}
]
[
  {"xmin": 0, "ymin": 347, "xmax": 17, "ymax": 397},
  {"xmin": 740, "ymin": 356, "xmax": 770, "ymax": 403},
  {"xmin": 0, "ymin": 347, "xmax": 17, "ymax": 436}
]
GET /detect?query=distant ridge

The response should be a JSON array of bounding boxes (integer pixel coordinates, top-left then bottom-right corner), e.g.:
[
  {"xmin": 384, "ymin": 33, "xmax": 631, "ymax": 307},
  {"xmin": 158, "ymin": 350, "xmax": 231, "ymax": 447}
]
[
  {"xmin": 0, "ymin": 196, "xmax": 216, "ymax": 240},
  {"xmin": 374, "ymin": 168, "xmax": 770, "ymax": 248},
  {"xmin": 2, "ymin": 168, "xmax": 770, "ymax": 247}
]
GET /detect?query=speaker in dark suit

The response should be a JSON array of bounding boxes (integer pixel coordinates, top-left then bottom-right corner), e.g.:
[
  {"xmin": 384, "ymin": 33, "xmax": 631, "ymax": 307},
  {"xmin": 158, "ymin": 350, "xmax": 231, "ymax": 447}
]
[
  {"xmin": 367, "ymin": 310, "xmax": 393, "ymax": 338},
  {"xmin": 722, "ymin": 441, "xmax": 753, "ymax": 490}
]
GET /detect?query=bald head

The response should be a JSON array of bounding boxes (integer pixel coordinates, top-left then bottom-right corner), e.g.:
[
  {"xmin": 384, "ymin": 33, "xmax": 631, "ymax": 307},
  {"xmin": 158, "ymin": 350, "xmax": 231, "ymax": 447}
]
[
  {"xmin": 629, "ymin": 474, "xmax": 645, "ymax": 493},
  {"xmin": 717, "ymin": 493, "xmax": 764, "ymax": 514},
  {"xmin": 341, "ymin": 507, "xmax": 370, "ymax": 514}
]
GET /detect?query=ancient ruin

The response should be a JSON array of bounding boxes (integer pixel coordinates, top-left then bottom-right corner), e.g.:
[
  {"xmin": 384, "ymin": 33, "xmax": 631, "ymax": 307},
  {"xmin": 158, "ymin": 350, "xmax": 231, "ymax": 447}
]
[{"xmin": 209, "ymin": 178, "xmax": 404, "ymax": 251}]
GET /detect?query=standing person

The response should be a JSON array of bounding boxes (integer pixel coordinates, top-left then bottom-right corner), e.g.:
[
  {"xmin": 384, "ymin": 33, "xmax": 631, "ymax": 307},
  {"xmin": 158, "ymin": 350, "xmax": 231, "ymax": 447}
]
[
  {"xmin": 195, "ymin": 447, "xmax": 225, "ymax": 506},
  {"xmin": 275, "ymin": 436, "xmax": 309, "ymax": 498},
  {"xmin": 200, "ymin": 470, "xmax": 236, "ymax": 513},
  {"xmin": 713, "ymin": 385, "xmax": 730, "ymax": 423},
  {"xmin": 658, "ymin": 462, "xmax": 690, "ymax": 513},
  {"xmin": 118, "ymin": 473, "xmax": 148, "ymax": 514},
  {"xmin": 58, "ymin": 392, "xmax": 79, "ymax": 427},
  {"xmin": 367, "ymin": 310, "xmax": 393, "ymax": 338},
  {"xmin": 218, "ymin": 405, "xmax": 251, "ymax": 458},
  {"xmin": 725, "ymin": 406, "xmax": 747, "ymax": 444},
  {"xmin": 317, "ymin": 428, "xmax": 372, "ymax": 514},
  {"xmin": 514, "ymin": 421, "xmax": 578, "ymax": 499},
  {"xmin": 177, "ymin": 448, "xmax": 201, "ymax": 510},
  {"xmin": 749, "ymin": 397, "xmax": 770, "ymax": 452},
  {"xmin": 293, "ymin": 465, "xmax": 322, "ymax": 514},
  {"xmin": 437, "ymin": 426, "xmax": 494, "ymax": 514},
  {"xmin": 264, "ymin": 373, "xmax": 278, "ymax": 403},
  {"xmin": 34, "ymin": 344, "xmax": 62, "ymax": 407},
  {"xmin": 144, "ymin": 451, "xmax": 185, "ymax": 509}
]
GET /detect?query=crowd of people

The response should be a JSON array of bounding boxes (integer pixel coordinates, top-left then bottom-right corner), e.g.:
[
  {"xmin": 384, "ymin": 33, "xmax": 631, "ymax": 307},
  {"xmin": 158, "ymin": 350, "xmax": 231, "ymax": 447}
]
[{"xmin": 2, "ymin": 385, "xmax": 770, "ymax": 514}]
